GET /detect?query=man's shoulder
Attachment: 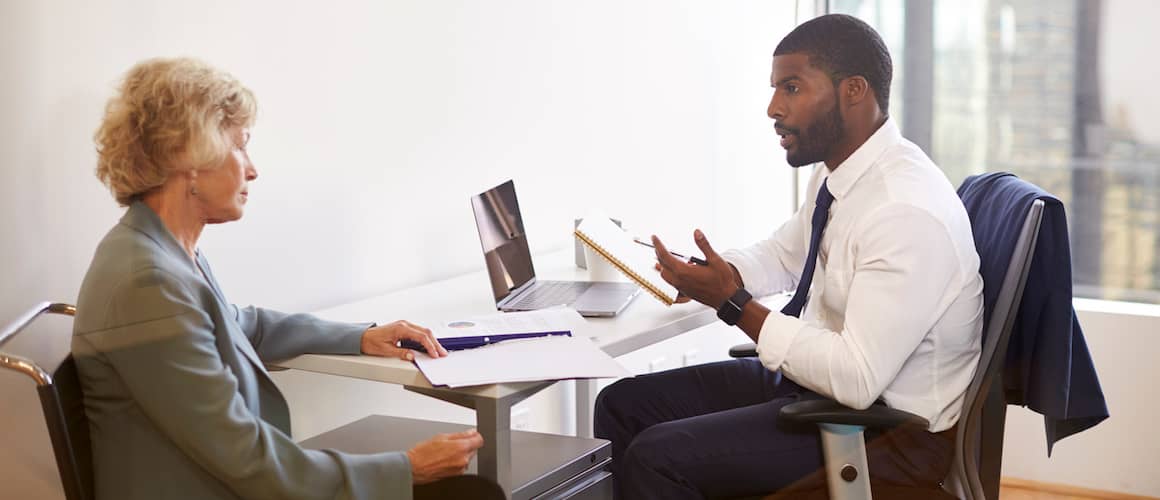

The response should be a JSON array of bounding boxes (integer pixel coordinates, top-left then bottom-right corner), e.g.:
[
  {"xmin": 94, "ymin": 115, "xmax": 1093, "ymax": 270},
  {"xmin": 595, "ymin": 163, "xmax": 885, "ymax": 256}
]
[{"xmin": 862, "ymin": 144, "xmax": 959, "ymax": 210}]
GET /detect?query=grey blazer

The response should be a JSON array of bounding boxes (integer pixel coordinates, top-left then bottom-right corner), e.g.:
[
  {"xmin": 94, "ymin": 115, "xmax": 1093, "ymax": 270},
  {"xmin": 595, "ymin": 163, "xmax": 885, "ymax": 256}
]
[{"xmin": 72, "ymin": 202, "xmax": 412, "ymax": 500}]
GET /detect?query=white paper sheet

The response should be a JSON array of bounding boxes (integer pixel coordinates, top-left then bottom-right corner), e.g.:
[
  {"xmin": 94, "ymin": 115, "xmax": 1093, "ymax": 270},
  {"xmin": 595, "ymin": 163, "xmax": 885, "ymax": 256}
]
[
  {"xmin": 413, "ymin": 336, "xmax": 629, "ymax": 388},
  {"xmin": 432, "ymin": 308, "xmax": 589, "ymax": 339}
]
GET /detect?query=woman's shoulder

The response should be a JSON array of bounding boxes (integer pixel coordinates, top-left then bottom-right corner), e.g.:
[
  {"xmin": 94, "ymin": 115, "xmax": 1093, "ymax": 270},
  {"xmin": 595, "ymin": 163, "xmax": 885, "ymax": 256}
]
[{"xmin": 75, "ymin": 222, "xmax": 203, "ymax": 332}]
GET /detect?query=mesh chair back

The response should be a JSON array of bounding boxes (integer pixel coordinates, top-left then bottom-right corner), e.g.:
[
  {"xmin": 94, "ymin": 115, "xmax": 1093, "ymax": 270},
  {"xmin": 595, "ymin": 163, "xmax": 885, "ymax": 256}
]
[{"xmin": 949, "ymin": 188, "xmax": 1045, "ymax": 500}]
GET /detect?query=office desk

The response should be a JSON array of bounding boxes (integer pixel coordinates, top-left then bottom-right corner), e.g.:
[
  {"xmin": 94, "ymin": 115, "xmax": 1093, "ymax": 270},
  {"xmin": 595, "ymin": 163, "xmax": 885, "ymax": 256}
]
[{"xmin": 274, "ymin": 249, "xmax": 718, "ymax": 495}]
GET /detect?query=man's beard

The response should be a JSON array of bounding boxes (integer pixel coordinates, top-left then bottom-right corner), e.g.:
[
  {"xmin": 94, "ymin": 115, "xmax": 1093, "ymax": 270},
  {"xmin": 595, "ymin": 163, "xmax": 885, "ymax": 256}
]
[{"xmin": 786, "ymin": 97, "xmax": 845, "ymax": 167}]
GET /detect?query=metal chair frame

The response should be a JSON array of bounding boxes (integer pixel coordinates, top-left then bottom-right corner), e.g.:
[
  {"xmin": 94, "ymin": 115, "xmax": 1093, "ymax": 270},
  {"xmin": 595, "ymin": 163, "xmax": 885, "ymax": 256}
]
[{"xmin": 1, "ymin": 302, "xmax": 93, "ymax": 500}]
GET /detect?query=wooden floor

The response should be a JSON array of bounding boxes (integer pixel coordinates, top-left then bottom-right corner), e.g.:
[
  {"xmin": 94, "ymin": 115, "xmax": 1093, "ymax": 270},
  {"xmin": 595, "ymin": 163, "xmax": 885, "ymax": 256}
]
[
  {"xmin": 1000, "ymin": 478, "xmax": 1158, "ymax": 500},
  {"xmin": 1001, "ymin": 485, "xmax": 1108, "ymax": 499}
]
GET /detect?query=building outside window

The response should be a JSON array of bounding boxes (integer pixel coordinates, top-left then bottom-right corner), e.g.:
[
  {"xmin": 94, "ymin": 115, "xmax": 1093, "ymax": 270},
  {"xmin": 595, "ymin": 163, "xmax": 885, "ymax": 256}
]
[{"xmin": 829, "ymin": 0, "xmax": 1160, "ymax": 304}]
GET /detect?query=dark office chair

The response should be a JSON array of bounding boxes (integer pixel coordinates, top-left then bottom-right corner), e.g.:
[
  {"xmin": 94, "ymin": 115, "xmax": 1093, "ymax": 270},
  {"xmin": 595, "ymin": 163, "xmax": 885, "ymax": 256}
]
[
  {"xmin": 0, "ymin": 302, "xmax": 93, "ymax": 500},
  {"xmin": 729, "ymin": 178, "xmax": 1048, "ymax": 500}
]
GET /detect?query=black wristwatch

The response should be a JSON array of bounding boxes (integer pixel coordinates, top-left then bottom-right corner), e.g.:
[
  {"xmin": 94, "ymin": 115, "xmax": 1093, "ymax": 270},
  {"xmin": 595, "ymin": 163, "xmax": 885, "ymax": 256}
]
[{"xmin": 717, "ymin": 288, "xmax": 753, "ymax": 326}]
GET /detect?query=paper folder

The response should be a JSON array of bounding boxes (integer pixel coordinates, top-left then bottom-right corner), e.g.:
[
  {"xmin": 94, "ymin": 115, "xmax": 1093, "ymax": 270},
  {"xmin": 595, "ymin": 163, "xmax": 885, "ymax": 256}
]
[
  {"xmin": 400, "ymin": 309, "xmax": 586, "ymax": 353},
  {"xmin": 404, "ymin": 330, "xmax": 571, "ymax": 352}
]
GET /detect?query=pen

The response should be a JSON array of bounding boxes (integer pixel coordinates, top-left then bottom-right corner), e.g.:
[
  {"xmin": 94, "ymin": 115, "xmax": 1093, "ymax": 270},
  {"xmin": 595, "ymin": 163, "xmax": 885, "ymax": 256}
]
[
  {"xmin": 400, "ymin": 331, "xmax": 572, "ymax": 354},
  {"xmin": 633, "ymin": 237, "xmax": 709, "ymax": 266}
]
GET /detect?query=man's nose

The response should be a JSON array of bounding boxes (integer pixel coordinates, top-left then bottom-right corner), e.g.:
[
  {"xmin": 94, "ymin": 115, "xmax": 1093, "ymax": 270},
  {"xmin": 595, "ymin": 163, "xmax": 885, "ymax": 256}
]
[{"xmin": 767, "ymin": 93, "xmax": 785, "ymax": 121}]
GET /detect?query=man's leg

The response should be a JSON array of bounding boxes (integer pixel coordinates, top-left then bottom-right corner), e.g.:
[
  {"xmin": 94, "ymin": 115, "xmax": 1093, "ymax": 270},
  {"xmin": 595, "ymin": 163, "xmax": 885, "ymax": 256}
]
[
  {"xmin": 595, "ymin": 359, "xmax": 807, "ymax": 498},
  {"xmin": 615, "ymin": 390, "xmax": 828, "ymax": 499},
  {"xmin": 595, "ymin": 358, "xmax": 956, "ymax": 499}
]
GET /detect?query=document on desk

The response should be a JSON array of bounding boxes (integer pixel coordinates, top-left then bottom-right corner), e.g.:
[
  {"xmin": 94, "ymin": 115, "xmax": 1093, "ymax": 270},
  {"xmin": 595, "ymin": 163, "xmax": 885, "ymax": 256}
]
[{"xmin": 414, "ymin": 335, "xmax": 629, "ymax": 388}]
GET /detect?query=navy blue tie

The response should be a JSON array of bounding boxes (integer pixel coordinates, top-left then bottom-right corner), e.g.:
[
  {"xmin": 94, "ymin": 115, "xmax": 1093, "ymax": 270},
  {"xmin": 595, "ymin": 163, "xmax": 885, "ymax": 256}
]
[{"xmin": 781, "ymin": 179, "xmax": 834, "ymax": 318}]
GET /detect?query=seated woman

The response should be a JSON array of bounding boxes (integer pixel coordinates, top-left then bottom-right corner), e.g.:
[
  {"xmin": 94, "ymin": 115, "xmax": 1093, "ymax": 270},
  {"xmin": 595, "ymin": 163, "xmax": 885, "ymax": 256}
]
[{"xmin": 72, "ymin": 57, "xmax": 501, "ymax": 500}]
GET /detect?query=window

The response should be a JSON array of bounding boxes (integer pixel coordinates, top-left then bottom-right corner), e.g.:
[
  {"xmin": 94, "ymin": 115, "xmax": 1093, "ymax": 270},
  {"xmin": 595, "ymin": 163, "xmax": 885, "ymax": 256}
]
[{"xmin": 830, "ymin": 0, "xmax": 1160, "ymax": 304}]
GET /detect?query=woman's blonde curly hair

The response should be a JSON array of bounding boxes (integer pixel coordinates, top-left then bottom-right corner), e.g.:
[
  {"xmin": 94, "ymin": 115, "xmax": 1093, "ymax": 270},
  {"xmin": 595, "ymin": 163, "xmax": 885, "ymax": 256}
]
[{"xmin": 94, "ymin": 57, "xmax": 256, "ymax": 206}]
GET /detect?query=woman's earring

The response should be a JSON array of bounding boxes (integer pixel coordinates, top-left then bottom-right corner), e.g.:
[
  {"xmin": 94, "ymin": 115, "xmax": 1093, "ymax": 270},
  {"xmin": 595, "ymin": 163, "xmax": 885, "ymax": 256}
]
[{"xmin": 188, "ymin": 170, "xmax": 199, "ymax": 197}]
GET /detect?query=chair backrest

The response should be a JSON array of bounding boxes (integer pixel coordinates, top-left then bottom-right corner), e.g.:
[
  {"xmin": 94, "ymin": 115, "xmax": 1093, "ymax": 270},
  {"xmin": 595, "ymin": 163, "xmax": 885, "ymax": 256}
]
[
  {"xmin": 0, "ymin": 302, "xmax": 93, "ymax": 500},
  {"xmin": 950, "ymin": 174, "xmax": 1047, "ymax": 500},
  {"xmin": 42, "ymin": 355, "xmax": 95, "ymax": 500}
]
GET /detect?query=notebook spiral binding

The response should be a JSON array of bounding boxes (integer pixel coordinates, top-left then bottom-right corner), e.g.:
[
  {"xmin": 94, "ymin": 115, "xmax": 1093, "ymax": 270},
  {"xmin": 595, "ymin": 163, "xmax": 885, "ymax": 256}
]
[{"xmin": 573, "ymin": 229, "xmax": 675, "ymax": 306}]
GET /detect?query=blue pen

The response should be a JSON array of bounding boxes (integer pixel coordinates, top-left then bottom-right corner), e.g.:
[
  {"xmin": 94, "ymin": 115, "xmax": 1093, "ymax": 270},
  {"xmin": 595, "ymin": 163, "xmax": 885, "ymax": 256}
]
[
  {"xmin": 633, "ymin": 237, "xmax": 709, "ymax": 266},
  {"xmin": 400, "ymin": 330, "xmax": 572, "ymax": 353}
]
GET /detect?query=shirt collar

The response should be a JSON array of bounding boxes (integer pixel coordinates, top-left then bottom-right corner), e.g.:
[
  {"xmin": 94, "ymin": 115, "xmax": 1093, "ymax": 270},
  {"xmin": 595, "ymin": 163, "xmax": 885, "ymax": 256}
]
[{"xmin": 823, "ymin": 117, "xmax": 902, "ymax": 200}]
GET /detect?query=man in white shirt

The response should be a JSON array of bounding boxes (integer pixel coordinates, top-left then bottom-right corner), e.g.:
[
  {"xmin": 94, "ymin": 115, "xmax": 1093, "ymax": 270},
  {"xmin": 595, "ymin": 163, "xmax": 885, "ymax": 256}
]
[{"xmin": 594, "ymin": 14, "xmax": 983, "ymax": 499}]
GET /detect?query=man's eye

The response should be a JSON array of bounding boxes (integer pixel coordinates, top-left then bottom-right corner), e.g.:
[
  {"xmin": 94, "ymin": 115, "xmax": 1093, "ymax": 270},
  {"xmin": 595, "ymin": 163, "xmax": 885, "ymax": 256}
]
[{"xmin": 786, "ymin": 84, "xmax": 799, "ymax": 94}]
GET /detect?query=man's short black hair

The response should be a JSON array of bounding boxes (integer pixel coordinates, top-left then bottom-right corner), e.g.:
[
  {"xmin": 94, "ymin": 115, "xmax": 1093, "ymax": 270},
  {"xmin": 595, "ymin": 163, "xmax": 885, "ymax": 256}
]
[{"xmin": 774, "ymin": 14, "xmax": 893, "ymax": 112}]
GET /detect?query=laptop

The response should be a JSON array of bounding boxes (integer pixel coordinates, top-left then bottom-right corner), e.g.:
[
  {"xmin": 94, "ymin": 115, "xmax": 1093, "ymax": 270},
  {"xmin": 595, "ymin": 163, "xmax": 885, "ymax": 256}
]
[{"xmin": 471, "ymin": 180, "xmax": 640, "ymax": 317}]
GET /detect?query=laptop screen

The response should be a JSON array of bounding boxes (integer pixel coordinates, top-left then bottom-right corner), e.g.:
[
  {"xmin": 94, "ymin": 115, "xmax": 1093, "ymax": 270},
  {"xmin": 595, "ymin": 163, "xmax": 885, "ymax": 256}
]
[{"xmin": 471, "ymin": 180, "xmax": 536, "ymax": 303}]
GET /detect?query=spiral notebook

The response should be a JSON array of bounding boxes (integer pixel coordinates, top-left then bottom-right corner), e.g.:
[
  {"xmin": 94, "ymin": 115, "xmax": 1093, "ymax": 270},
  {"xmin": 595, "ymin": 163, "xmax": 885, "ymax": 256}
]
[{"xmin": 574, "ymin": 215, "xmax": 680, "ymax": 306}]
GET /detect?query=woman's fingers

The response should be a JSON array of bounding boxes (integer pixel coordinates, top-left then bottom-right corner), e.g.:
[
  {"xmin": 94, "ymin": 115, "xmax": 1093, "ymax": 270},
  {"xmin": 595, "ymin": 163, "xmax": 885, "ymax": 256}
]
[{"xmin": 397, "ymin": 323, "xmax": 446, "ymax": 358}]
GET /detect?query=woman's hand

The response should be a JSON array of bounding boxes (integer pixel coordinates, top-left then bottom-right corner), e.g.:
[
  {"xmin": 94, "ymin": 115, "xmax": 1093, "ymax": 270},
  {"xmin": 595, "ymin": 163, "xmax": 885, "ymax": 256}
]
[
  {"xmin": 407, "ymin": 430, "xmax": 485, "ymax": 485},
  {"xmin": 360, "ymin": 320, "xmax": 448, "ymax": 360}
]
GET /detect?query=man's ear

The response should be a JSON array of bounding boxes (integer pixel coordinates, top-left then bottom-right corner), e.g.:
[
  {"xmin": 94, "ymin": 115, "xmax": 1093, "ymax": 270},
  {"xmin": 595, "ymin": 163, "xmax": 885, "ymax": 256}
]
[{"xmin": 841, "ymin": 76, "xmax": 872, "ymax": 107}]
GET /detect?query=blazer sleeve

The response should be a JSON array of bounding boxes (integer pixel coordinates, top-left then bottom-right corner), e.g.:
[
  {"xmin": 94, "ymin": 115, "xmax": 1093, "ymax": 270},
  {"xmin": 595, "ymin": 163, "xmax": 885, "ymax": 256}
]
[
  {"xmin": 76, "ymin": 266, "xmax": 412, "ymax": 500},
  {"xmin": 231, "ymin": 304, "xmax": 372, "ymax": 362}
]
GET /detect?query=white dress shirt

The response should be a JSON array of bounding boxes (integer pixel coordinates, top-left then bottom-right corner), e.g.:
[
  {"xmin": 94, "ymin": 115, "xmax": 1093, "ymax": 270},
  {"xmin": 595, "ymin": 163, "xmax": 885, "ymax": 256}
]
[{"xmin": 722, "ymin": 118, "xmax": 983, "ymax": 432}]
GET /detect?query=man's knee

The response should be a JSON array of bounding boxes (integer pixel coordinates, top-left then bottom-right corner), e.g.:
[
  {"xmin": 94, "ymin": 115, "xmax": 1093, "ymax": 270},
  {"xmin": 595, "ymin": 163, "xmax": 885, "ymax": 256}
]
[
  {"xmin": 594, "ymin": 377, "xmax": 639, "ymax": 433},
  {"xmin": 621, "ymin": 421, "xmax": 688, "ymax": 471}
]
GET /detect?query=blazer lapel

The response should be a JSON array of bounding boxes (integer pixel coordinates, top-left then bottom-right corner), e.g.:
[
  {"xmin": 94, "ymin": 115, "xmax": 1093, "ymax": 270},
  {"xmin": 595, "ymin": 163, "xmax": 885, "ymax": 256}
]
[
  {"xmin": 120, "ymin": 202, "xmax": 292, "ymax": 433},
  {"xmin": 193, "ymin": 252, "xmax": 269, "ymax": 372}
]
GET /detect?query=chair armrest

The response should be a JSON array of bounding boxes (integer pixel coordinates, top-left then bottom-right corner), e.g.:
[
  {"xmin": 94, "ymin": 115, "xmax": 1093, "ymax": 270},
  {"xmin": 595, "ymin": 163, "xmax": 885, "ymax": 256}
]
[
  {"xmin": 729, "ymin": 342, "xmax": 757, "ymax": 358},
  {"xmin": 779, "ymin": 399, "xmax": 929, "ymax": 430}
]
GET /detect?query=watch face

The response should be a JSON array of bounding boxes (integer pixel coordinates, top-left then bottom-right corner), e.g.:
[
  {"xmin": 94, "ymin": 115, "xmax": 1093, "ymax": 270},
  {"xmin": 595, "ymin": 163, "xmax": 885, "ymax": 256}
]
[{"xmin": 717, "ymin": 288, "xmax": 751, "ymax": 326}]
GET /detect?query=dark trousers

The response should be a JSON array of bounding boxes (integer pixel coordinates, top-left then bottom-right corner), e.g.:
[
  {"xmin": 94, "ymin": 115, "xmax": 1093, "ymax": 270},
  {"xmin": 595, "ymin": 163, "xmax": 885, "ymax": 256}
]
[
  {"xmin": 414, "ymin": 474, "xmax": 506, "ymax": 500},
  {"xmin": 594, "ymin": 359, "xmax": 954, "ymax": 499}
]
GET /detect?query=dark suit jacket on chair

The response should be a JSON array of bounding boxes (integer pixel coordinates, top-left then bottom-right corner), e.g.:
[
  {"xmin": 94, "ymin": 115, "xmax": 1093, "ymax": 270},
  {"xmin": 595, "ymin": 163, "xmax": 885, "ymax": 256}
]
[
  {"xmin": 958, "ymin": 172, "xmax": 1109, "ymax": 453},
  {"xmin": 72, "ymin": 201, "xmax": 412, "ymax": 499}
]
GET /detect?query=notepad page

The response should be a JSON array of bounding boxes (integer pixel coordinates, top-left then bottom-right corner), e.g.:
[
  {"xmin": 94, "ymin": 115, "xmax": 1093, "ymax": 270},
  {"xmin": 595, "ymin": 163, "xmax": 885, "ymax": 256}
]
[{"xmin": 576, "ymin": 215, "xmax": 679, "ymax": 304}]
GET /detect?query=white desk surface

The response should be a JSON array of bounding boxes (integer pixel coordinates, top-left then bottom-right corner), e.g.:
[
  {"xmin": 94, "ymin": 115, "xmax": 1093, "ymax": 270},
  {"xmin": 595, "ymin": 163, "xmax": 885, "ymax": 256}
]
[{"xmin": 274, "ymin": 249, "xmax": 717, "ymax": 396}]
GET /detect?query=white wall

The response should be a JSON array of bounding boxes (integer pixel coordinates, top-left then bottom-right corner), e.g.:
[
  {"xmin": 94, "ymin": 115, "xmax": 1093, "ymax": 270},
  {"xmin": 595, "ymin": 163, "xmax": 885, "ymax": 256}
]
[
  {"xmin": 13, "ymin": 2, "xmax": 1153, "ymax": 499},
  {"xmin": 1000, "ymin": 302, "xmax": 1160, "ymax": 497},
  {"xmin": 0, "ymin": 1, "xmax": 797, "ymax": 498}
]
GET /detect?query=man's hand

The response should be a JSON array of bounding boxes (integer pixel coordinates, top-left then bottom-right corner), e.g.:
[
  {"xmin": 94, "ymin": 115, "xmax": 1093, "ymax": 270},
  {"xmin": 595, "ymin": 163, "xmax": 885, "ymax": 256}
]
[
  {"xmin": 361, "ymin": 320, "xmax": 448, "ymax": 360},
  {"xmin": 407, "ymin": 430, "xmax": 485, "ymax": 485},
  {"xmin": 653, "ymin": 230, "xmax": 738, "ymax": 308}
]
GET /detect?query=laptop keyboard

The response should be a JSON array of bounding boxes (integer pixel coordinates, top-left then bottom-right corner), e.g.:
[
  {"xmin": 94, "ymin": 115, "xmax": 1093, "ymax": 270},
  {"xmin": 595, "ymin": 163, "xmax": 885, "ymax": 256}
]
[{"xmin": 508, "ymin": 281, "xmax": 588, "ymax": 309}]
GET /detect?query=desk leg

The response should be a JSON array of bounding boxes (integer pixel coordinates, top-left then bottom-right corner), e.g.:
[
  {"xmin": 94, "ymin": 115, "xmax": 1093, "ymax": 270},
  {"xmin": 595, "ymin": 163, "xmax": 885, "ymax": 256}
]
[
  {"xmin": 405, "ymin": 382, "xmax": 553, "ymax": 495},
  {"xmin": 575, "ymin": 379, "xmax": 597, "ymax": 439},
  {"xmin": 475, "ymin": 398, "xmax": 513, "ymax": 492}
]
